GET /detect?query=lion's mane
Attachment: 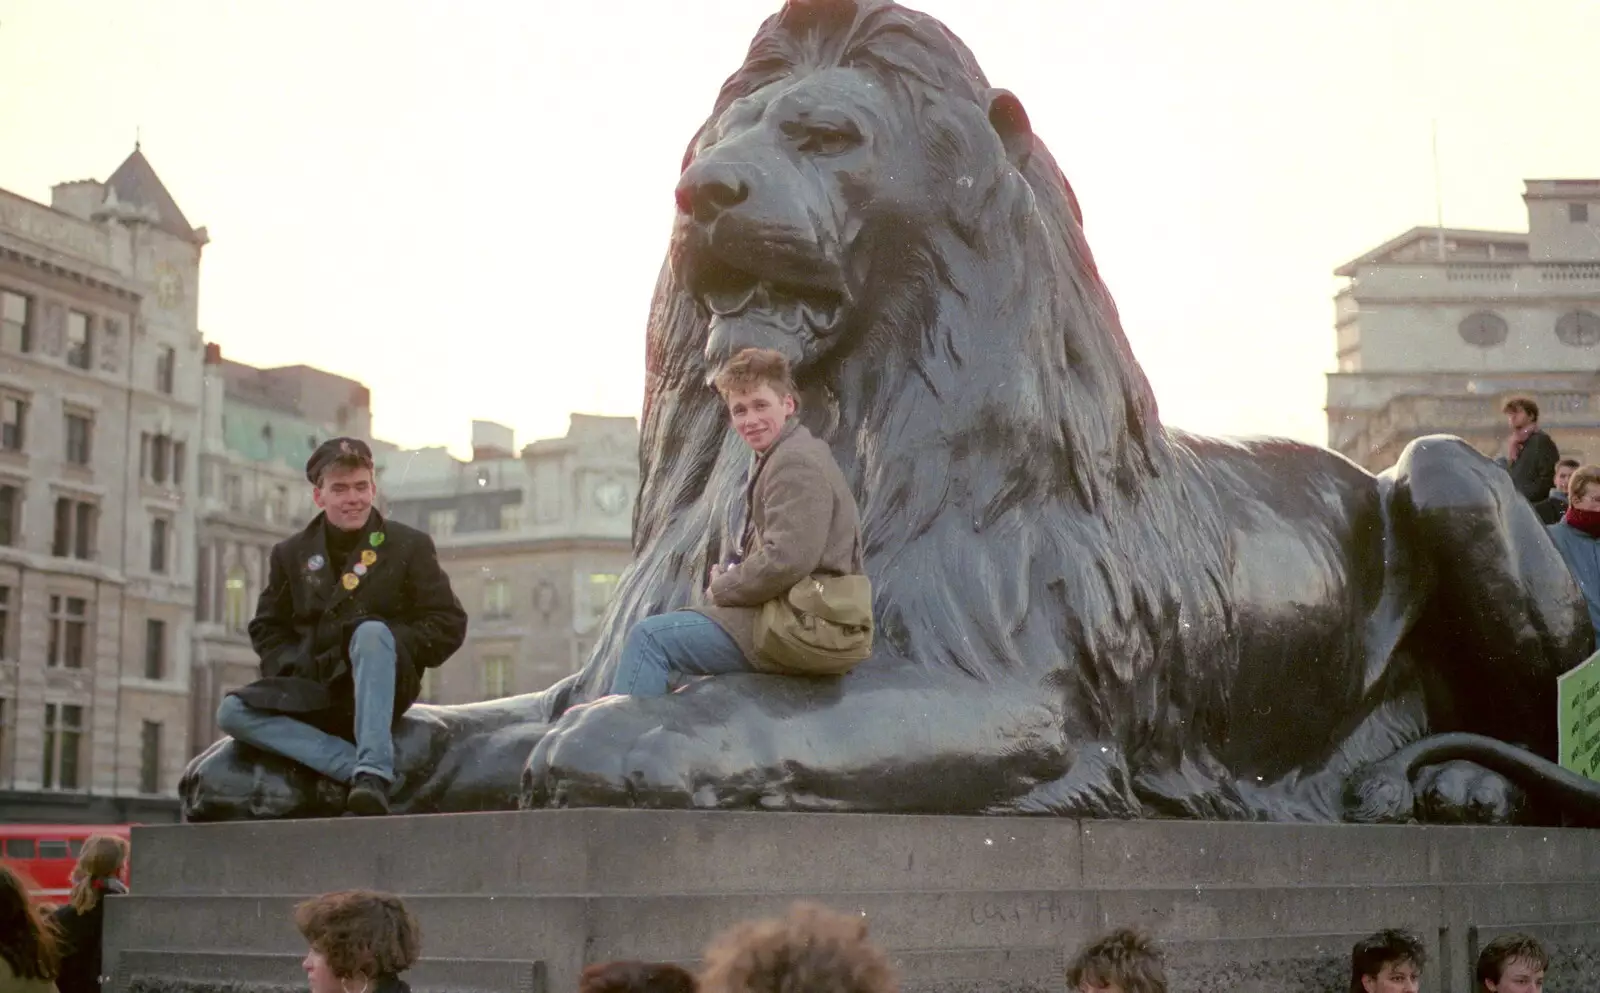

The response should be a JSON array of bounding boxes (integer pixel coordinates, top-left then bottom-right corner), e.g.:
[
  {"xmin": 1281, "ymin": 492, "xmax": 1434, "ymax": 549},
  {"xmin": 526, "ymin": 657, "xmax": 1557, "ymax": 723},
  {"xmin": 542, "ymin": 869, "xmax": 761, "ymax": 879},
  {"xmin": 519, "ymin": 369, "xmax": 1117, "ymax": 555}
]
[{"xmin": 570, "ymin": 0, "xmax": 1236, "ymax": 777}]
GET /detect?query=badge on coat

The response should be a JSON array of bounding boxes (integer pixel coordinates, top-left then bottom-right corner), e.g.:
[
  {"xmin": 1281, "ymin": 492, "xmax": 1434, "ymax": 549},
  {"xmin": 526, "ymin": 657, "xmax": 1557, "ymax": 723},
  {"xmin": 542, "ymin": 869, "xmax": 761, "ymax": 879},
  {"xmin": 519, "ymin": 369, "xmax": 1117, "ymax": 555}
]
[
  {"xmin": 370, "ymin": 532, "xmax": 386, "ymax": 547},
  {"xmin": 360, "ymin": 549, "xmax": 377, "ymax": 566},
  {"xmin": 353, "ymin": 563, "xmax": 368, "ymax": 577},
  {"xmin": 307, "ymin": 554, "xmax": 326, "ymax": 572},
  {"xmin": 342, "ymin": 573, "xmax": 360, "ymax": 590}
]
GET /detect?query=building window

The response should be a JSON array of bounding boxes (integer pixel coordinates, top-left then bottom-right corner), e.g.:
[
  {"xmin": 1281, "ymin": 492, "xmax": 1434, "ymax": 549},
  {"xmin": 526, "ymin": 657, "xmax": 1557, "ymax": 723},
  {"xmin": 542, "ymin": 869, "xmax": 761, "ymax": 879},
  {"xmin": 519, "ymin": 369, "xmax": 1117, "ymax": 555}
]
[
  {"xmin": 52, "ymin": 498, "xmax": 96, "ymax": 559},
  {"xmin": 140, "ymin": 721, "xmax": 162, "ymax": 794},
  {"xmin": 65, "ymin": 311, "xmax": 92, "ymax": 369},
  {"xmin": 150, "ymin": 516, "xmax": 170, "ymax": 573},
  {"xmin": 482, "ymin": 653, "xmax": 511, "ymax": 699},
  {"xmin": 47, "ymin": 595, "xmax": 88, "ymax": 669},
  {"xmin": 1458, "ymin": 311, "xmax": 1509, "ymax": 349},
  {"xmin": 500, "ymin": 503, "xmax": 523, "ymax": 531},
  {"xmin": 0, "ymin": 586, "xmax": 10, "ymax": 661},
  {"xmin": 0, "ymin": 394, "xmax": 23, "ymax": 451},
  {"xmin": 1572, "ymin": 203, "xmax": 1590, "ymax": 223},
  {"xmin": 0, "ymin": 485, "xmax": 15, "ymax": 547},
  {"xmin": 1556, "ymin": 310, "xmax": 1600, "ymax": 348},
  {"xmin": 484, "ymin": 579, "xmax": 512, "ymax": 619},
  {"xmin": 145, "ymin": 618, "xmax": 167, "ymax": 679},
  {"xmin": 0, "ymin": 290, "xmax": 30, "ymax": 353},
  {"xmin": 64, "ymin": 412, "xmax": 92, "ymax": 466},
  {"xmin": 0, "ymin": 697, "xmax": 8, "ymax": 785},
  {"xmin": 224, "ymin": 566, "xmax": 248, "ymax": 632},
  {"xmin": 224, "ymin": 474, "xmax": 243, "ymax": 511},
  {"xmin": 156, "ymin": 346, "xmax": 176, "ymax": 394},
  {"xmin": 428, "ymin": 509, "xmax": 457, "ymax": 537},
  {"xmin": 43, "ymin": 703, "xmax": 84, "ymax": 790}
]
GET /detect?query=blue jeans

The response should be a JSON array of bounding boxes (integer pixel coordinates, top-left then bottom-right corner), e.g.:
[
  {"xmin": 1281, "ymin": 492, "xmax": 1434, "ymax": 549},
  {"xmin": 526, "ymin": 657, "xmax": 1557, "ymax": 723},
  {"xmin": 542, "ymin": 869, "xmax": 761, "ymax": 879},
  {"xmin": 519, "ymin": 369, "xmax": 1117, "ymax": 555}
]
[
  {"xmin": 610, "ymin": 612, "xmax": 753, "ymax": 697},
  {"xmin": 217, "ymin": 620, "xmax": 398, "ymax": 784}
]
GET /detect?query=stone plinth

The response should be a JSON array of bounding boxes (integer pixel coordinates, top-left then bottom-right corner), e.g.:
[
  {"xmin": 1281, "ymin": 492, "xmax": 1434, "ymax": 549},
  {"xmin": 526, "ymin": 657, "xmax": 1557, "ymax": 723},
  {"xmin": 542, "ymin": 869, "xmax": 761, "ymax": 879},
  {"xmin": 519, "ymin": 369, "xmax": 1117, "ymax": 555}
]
[{"xmin": 105, "ymin": 812, "xmax": 1600, "ymax": 993}]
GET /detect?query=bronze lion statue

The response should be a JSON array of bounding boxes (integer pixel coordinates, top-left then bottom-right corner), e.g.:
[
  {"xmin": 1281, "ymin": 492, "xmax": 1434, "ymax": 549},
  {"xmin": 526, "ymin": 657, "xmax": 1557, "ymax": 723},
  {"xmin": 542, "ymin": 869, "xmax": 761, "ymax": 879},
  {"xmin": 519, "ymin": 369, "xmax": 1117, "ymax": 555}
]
[{"xmin": 183, "ymin": 0, "xmax": 1600, "ymax": 826}]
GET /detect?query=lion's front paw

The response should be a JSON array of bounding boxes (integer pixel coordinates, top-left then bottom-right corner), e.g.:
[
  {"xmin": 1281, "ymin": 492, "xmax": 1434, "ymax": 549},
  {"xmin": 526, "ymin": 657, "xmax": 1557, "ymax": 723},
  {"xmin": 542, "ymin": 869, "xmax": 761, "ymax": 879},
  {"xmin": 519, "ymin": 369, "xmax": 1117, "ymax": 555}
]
[
  {"xmin": 1342, "ymin": 759, "xmax": 1416, "ymax": 824},
  {"xmin": 520, "ymin": 696, "xmax": 735, "ymax": 810},
  {"xmin": 1415, "ymin": 760, "xmax": 1524, "ymax": 824},
  {"xmin": 181, "ymin": 740, "xmax": 346, "ymax": 821}
]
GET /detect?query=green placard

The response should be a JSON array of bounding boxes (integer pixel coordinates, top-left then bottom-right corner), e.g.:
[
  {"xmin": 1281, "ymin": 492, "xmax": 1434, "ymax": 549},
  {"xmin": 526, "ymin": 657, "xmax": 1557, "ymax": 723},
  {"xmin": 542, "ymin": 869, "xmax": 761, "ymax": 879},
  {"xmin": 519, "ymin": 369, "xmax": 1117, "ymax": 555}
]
[{"xmin": 1559, "ymin": 649, "xmax": 1600, "ymax": 781}]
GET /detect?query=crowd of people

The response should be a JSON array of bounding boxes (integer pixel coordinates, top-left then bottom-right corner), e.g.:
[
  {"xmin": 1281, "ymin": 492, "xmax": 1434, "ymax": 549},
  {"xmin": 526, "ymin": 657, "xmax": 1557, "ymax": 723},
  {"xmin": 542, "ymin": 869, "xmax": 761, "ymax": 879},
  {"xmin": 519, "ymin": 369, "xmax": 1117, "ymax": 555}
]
[
  {"xmin": 0, "ymin": 869, "xmax": 1556, "ymax": 993},
  {"xmin": 0, "ymin": 835, "xmax": 128, "ymax": 993}
]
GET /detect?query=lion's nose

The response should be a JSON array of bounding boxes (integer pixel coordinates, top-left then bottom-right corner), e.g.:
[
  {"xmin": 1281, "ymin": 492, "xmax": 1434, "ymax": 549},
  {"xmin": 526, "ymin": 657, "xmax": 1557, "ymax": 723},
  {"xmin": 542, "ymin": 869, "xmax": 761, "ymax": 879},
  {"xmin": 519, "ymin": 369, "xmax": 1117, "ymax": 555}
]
[{"xmin": 676, "ymin": 160, "xmax": 751, "ymax": 225}]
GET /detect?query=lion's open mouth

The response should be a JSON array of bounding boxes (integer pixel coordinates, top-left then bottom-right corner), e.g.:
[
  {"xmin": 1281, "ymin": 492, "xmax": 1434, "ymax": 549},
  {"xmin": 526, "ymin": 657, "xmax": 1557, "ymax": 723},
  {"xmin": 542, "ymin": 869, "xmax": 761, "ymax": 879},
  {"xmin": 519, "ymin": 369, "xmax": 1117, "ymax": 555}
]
[{"xmin": 694, "ymin": 258, "xmax": 846, "ymax": 336}]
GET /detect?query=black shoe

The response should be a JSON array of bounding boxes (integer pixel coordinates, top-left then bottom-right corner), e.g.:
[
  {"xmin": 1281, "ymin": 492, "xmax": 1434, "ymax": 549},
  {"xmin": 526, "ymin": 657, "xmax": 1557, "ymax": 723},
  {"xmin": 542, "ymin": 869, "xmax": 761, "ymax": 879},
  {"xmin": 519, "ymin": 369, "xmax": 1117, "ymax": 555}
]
[{"xmin": 346, "ymin": 773, "xmax": 391, "ymax": 816}]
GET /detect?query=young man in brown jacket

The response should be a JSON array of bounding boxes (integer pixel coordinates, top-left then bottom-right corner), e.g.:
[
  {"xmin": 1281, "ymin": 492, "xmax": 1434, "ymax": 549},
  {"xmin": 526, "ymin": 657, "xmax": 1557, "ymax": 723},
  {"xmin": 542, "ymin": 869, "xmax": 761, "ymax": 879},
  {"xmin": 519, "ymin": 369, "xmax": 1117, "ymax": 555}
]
[{"xmin": 608, "ymin": 348, "xmax": 864, "ymax": 696}]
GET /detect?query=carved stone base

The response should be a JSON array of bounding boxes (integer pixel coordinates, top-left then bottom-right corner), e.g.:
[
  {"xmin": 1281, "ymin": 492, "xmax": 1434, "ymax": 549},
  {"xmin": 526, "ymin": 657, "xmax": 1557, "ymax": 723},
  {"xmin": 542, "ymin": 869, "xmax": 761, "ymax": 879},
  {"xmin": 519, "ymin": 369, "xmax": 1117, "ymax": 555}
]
[{"xmin": 106, "ymin": 812, "xmax": 1600, "ymax": 993}]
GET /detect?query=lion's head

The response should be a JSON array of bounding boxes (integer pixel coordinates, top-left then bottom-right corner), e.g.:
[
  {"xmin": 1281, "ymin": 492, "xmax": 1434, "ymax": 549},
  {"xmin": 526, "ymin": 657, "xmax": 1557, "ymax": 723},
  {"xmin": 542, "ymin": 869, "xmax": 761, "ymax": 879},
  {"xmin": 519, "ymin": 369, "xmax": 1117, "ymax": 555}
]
[{"xmin": 572, "ymin": 0, "xmax": 1230, "ymax": 707}]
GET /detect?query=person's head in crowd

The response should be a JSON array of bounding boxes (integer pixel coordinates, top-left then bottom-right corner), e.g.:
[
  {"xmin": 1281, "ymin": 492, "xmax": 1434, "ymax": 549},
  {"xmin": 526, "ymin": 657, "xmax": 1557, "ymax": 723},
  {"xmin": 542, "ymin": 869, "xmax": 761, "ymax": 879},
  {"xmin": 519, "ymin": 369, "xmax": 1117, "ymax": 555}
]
[
  {"xmin": 0, "ymin": 864, "xmax": 61, "ymax": 984},
  {"xmin": 69, "ymin": 833, "xmax": 129, "ymax": 914},
  {"xmin": 295, "ymin": 890, "xmax": 421, "ymax": 993},
  {"xmin": 699, "ymin": 901, "xmax": 896, "ymax": 993},
  {"xmin": 1554, "ymin": 459, "xmax": 1580, "ymax": 496},
  {"xmin": 581, "ymin": 961, "xmax": 697, "ymax": 993},
  {"xmin": 713, "ymin": 348, "xmax": 798, "ymax": 455},
  {"xmin": 1504, "ymin": 397, "xmax": 1540, "ymax": 433},
  {"xmin": 306, "ymin": 437, "xmax": 377, "ymax": 532},
  {"xmin": 1066, "ymin": 928, "xmax": 1167, "ymax": 993},
  {"xmin": 1351, "ymin": 929, "xmax": 1425, "ymax": 993},
  {"xmin": 1476, "ymin": 934, "xmax": 1547, "ymax": 992},
  {"xmin": 1567, "ymin": 465, "xmax": 1600, "ymax": 514}
]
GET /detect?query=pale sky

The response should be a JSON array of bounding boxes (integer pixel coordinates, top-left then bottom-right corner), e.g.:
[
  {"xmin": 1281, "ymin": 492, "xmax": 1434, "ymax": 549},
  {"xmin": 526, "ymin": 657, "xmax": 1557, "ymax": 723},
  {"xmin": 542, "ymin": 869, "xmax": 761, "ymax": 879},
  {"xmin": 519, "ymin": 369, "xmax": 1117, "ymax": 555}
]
[{"xmin": 3, "ymin": 1, "xmax": 1597, "ymax": 454}]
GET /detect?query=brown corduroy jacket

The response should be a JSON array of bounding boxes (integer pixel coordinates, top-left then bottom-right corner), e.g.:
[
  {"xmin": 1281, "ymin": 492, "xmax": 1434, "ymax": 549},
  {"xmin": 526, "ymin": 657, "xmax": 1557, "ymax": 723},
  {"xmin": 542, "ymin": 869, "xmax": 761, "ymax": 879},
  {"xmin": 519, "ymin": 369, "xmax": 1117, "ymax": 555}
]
[{"xmin": 694, "ymin": 421, "xmax": 864, "ymax": 669}]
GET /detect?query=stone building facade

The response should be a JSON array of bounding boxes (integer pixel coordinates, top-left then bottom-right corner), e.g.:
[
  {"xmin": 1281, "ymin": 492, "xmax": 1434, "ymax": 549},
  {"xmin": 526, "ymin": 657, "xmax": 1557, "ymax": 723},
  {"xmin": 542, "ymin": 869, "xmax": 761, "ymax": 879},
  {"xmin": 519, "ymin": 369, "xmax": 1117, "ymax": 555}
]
[
  {"xmin": 1329, "ymin": 179, "xmax": 1600, "ymax": 471},
  {"xmin": 188, "ymin": 347, "xmax": 376, "ymax": 756},
  {"xmin": 380, "ymin": 416, "xmax": 638, "ymax": 701},
  {"xmin": 0, "ymin": 148, "xmax": 207, "ymax": 822}
]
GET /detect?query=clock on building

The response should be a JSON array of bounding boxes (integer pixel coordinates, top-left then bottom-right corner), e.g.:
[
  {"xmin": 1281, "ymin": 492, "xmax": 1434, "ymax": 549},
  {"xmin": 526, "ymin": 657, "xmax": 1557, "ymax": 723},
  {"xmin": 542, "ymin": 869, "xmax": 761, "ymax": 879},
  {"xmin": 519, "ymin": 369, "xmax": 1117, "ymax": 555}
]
[
  {"xmin": 1457, "ymin": 311, "xmax": 1508, "ymax": 349},
  {"xmin": 1556, "ymin": 310, "xmax": 1600, "ymax": 348},
  {"xmin": 155, "ymin": 262, "xmax": 184, "ymax": 309},
  {"xmin": 595, "ymin": 480, "xmax": 629, "ymax": 515}
]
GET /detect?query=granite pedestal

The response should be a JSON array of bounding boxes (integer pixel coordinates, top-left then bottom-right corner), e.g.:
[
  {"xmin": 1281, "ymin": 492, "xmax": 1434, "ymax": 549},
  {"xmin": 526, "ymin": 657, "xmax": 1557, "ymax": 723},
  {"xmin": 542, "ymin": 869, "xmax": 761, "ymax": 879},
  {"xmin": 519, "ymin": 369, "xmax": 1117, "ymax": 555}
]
[{"xmin": 105, "ymin": 812, "xmax": 1600, "ymax": 993}]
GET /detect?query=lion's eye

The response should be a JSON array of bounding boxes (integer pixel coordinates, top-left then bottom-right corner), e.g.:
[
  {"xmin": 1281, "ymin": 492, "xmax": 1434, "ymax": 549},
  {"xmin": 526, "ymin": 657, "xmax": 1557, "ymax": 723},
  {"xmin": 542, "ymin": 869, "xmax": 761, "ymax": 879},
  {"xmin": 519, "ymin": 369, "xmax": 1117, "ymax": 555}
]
[{"xmin": 794, "ymin": 124, "xmax": 861, "ymax": 157}]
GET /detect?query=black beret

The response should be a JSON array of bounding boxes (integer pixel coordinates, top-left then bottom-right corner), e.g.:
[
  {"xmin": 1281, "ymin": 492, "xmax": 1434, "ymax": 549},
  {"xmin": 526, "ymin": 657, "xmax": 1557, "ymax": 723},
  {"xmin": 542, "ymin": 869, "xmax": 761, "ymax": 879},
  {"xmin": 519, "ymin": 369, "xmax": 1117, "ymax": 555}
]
[{"xmin": 306, "ymin": 437, "xmax": 374, "ymax": 485}]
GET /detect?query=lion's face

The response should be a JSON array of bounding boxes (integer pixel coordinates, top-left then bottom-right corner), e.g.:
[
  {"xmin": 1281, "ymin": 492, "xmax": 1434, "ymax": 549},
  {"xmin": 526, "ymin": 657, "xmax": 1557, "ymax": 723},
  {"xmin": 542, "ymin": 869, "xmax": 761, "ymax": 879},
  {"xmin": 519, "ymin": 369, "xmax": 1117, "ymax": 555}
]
[{"xmin": 673, "ymin": 66, "xmax": 944, "ymax": 376}]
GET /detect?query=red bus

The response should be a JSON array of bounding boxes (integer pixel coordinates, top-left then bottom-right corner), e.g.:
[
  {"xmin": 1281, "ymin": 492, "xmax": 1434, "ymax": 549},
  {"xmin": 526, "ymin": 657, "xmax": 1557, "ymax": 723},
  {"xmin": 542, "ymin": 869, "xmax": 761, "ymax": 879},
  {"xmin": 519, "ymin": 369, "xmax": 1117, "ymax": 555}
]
[{"xmin": 0, "ymin": 824, "xmax": 132, "ymax": 905}]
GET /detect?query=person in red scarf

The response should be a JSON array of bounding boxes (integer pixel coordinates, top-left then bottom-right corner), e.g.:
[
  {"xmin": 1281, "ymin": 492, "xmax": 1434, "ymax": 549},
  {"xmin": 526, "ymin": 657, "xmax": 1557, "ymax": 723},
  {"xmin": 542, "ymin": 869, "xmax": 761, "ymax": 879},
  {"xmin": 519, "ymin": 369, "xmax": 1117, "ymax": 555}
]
[
  {"xmin": 1547, "ymin": 463, "xmax": 1600, "ymax": 635},
  {"xmin": 1503, "ymin": 397, "xmax": 1560, "ymax": 504}
]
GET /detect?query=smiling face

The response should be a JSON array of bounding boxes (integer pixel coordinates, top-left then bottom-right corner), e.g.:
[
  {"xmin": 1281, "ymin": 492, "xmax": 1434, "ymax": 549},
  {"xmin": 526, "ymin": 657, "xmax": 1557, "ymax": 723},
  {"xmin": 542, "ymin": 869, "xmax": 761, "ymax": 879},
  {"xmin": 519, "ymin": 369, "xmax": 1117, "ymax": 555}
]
[
  {"xmin": 725, "ymin": 382, "xmax": 796, "ymax": 454},
  {"xmin": 673, "ymin": 65, "xmax": 933, "ymax": 375},
  {"xmin": 314, "ymin": 462, "xmax": 376, "ymax": 531}
]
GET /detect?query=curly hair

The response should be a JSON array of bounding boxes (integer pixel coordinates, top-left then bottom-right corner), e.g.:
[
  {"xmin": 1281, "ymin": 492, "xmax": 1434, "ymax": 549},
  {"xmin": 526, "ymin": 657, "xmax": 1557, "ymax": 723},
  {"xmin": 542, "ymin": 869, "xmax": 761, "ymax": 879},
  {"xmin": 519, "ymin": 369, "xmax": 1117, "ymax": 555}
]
[
  {"xmin": 582, "ymin": 960, "xmax": 697, "ymax": 993},
  {"xmin": 699, "ymin": 902, "xmax": 896, "ymax": 993},
  {"xmin": 293, "ymin": 890, "xmax": 420, "ymax": 979},
  {"xmin": 0, "ymin": 864, "xmax": 61, "ymax": 981},
  {"xmin": 1065, "ymin": 929, "xmax": 1166, "ymax": 993},
  {"xmin": 1349, "ymin": 929, "xmax": 1425, "ymax": 993},
  {"xmin": 712, "ymin": 348, "xmax": 797, "ymax": 401}
]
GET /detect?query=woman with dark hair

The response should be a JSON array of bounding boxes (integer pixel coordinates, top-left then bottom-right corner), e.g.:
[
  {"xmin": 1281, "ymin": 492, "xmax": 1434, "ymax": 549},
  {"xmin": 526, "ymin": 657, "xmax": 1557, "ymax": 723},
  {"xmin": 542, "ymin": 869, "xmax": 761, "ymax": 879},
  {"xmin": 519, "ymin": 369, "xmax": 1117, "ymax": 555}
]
[
  {"xmin": 51, "ymin": 835, "xmax": 128, "ymax": 993},
  {"xmin": 0, "ymin": 864, "xmax": 61, "ymax": 993},
  {"xmin": 295, "ymin": 890, "xmax": 421, "ymax": 993}
]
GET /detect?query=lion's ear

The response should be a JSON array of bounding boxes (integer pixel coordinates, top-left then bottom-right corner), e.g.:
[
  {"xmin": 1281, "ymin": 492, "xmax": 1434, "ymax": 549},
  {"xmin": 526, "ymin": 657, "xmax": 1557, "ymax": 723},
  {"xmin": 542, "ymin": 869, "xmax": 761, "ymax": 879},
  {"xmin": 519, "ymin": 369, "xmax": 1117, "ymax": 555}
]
[{"xmin": 987, "ymin": 89, "xmax": 1033, "ymax": 170}]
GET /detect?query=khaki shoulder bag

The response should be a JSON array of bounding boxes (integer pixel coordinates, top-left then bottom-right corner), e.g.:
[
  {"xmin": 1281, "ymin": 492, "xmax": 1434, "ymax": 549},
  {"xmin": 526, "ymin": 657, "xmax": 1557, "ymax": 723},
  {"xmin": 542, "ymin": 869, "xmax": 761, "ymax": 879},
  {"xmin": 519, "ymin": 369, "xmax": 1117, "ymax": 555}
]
[{"xmin": 753, "ymin": 546, "xmax": 874, "ymax": 676}]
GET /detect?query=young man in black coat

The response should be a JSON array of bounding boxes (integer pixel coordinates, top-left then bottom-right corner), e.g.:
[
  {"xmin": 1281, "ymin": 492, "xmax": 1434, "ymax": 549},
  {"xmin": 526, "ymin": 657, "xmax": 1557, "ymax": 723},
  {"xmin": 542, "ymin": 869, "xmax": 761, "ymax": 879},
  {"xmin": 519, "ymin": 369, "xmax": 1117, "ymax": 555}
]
[
  {"xmin": 216, "ymin": 438, "xmax": 468, "ymax": 815},
  {"xmin": 1503, "ymin": 396, "xmax": 1561, "ymax": 504}
]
